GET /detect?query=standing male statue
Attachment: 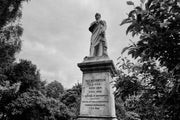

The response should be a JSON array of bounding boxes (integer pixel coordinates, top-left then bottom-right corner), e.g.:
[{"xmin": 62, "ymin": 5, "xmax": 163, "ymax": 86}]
[
  {"xmin": 89, "ymin": 13, "xmax": 108, "ymax": 57},
  {"xmin": 77, "ymin": 13, "xmax": 117, "ymax": 120}
]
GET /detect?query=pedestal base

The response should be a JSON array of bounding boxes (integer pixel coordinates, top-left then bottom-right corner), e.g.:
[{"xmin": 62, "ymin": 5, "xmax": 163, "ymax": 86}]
[
  {"xmin": 77, "ymin": 58, "xmax": 117, "ymax": 120},
  {"xmin": 77, "ymin": 116, "xmax": 117, "ymax": 120}
]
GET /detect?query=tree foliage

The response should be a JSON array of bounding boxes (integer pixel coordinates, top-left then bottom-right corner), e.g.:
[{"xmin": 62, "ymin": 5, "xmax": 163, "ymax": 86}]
[
  {"xmin": 0, "ymin": 0, "xmax": 79, "ymax": 120},
  {"xmin": 6, "ymin": 90, "xmax": 72, "ymax": 120},
  {"xmin": 120, "ymin": 0, "xmax": 180, "ymax": 119},
  {"xmin": 45, "ymin": 80, "xmax": 64, "ymax": 99},
  {"xmin": 0, "ymin": 0, "xmax": 30, "ymax": 28},
  {"xmin": 115, "ymin": 58, "xmax": 142, "ymax": 101},
  {"xmin": 61, "ymin": 83, "xmax": 82, "ymax": 119},
  {"xmin": 0, "ymin": 0, "xmax": 29, "ymax": 66},
  {"xmin": 115, "ymin": 57, "xmax": 177, "ymax": 120},
  {"xmin": 121, "ymin": 0, "xmax": 180, "ymax": 74}
]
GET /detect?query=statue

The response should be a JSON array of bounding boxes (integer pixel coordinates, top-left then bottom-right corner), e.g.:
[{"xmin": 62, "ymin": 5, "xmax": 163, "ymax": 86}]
[
  {"xmin": 78, "ymin": 13, "xmax": 117, "ymax": 120},
  {"xmin": 89, "ymin": 13, "xmax": 108, "ymax": 57}
]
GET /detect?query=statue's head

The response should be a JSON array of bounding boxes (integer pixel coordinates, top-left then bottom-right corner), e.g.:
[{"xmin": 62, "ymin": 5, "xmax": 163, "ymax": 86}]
[{"xmin": 95, "ymin": 13, "xmax": 101, "ymax": 21}]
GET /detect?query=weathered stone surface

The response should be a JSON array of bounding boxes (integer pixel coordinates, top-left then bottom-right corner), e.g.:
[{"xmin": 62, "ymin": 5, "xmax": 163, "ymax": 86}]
[
  {"xmin": 77, "ymin": 59, "xmax": 117, "ymax": 120},
  {"xmin": 78, "ymin": 58, "xmax": 117, "ymax": 76},
  {"xmin": 78, "ymin": 117, "xmax": 117, "ymax": 120},
  {"xmin": 89, "ymin": 13, "xmax": 108, "ymax": 57}
]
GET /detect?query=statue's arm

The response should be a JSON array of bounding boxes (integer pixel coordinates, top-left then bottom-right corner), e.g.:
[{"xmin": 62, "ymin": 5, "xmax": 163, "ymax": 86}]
[
  {"xmin": 89, "ymin": 21, "xmax": 97, "ymax": 33},
  {"xmin": 99, "ymin": 20, "xmax": 107, "ymax": 37},
  {"xmin": 102, "ymin": 20, "xmax": 107, "ymax": 31}
]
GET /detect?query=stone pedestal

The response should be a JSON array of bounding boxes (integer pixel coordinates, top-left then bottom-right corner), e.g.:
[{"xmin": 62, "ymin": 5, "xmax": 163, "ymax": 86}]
[{"xmin": 77, "ymin": 56, "xmax": 117, "ymax": 120}]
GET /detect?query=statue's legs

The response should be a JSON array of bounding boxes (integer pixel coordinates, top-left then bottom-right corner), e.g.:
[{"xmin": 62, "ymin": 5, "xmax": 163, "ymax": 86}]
[
  {"xmin": 94, "ymin": 42, "xmax": 108, "ymax": 57},
  {"xmin": 90, "ymin": 41, "xmax": 107, "ymax": 57},
  {"xmin": 90, "ymin": 44, "xmax": 99, "ymax": 57},
  {"xmin": 102, "ymin": 41, "xmax": 108, "ymax": 56},
  {"xmin": 97, "ymin": 42, "xmax": 103, "ymax": 56},
  {"xmin": 90, "ymin": 45, "xmax": 95, "ymax": 56},
  {"xmin": 90, "ymin": 47, "xmax": 93, "ymax": 57}
]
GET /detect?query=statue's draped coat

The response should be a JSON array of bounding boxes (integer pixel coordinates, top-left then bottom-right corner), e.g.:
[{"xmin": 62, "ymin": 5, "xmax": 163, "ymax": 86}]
[{"xmin": 89, "ymin": 20, "xmax": 107, "ymax": 56}]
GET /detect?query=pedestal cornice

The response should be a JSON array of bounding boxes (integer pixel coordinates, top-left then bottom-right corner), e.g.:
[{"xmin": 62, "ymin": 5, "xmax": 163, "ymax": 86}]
[{"xmin": 78, "ymin": 57, "xmax": 117, "ymax": 77}]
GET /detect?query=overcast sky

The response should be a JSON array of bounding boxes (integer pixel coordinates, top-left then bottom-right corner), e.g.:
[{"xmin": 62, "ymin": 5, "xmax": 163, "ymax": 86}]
[{"xmin": 18, "ymin": 0, "xmax": 138, "ymax": 88}]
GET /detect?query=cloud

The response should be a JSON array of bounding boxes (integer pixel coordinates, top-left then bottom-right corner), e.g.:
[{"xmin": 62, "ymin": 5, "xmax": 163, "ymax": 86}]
[{"xmin": 18, "ymin": 0, "xmax": 134, "ymax": 88}]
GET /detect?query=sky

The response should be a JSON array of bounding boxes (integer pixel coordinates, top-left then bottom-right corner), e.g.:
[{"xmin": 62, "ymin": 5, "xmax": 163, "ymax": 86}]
[{"xmin": 18, "ymin": 0, "xmax": 138, "ymax": 88}]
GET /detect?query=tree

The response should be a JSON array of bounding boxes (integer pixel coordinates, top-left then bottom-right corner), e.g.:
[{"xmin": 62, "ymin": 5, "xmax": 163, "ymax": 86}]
[
  {"xmin": 0, "ymin": 1, "xmax": 71, "ymax": 119},
  {"xmin": 0, "ymin": 0, "xmax": 30, "ymax": 66},
  {"xmin": 5, "ymin": 89, "xmax": 72, "ymax": 120},
  {"xmin": 7, "ymin": 60, "xmax": 41, "ymax": 92},
  {"xmin": 120, "ymin": 0, "xmax": 180, "ymax": 119},
  {"xmin": 0, "ymin": 81, "xmax": 21, "ymax": 119},
  {"xmin": 0, "ymin": 0, "xmax": 30, "ymax": 28},
  {"xmin": 115, "ymin": 57, "xmax": 142, "ymax": 120},
  {"xmin": 61, "ymin": 83, "xmax": 82, "ymax": 119},
  {"xmin": 121, "ymin": 0, "xmax": 180, "ymax": 74},
  {"xmin": 0, "ymin": 60, "xmax": 44, "ymax": 119},
  {"xmin": 115, "ymin": 57, "xmax": 175, "ymax": 120},
  {"xmin": 46, "ymin": 80, "xmax": 64, "ymax": 99},
  {"xmin": 115, "ymin": 57, "xmax": 142, "ymax": 100},
  {"xmin": 0, "ymin": 0, "xmax": 32, "ymax": 118}
]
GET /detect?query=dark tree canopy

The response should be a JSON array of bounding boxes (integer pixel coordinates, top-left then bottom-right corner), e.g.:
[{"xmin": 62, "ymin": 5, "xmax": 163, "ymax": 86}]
[
  {"xmin": 46, "ymin": 80, "xmax": 64, "ymax": 99},
  {"xmin": 121, "ymin": 0, "xmax": 180, "ymax": 75},
  {"xmin": 120, "ymin": 0, "xmax": 180, "ymax": 119},
  {"xmin": 115, "ymin": 57, "xmax": 176, "ymax": 120},
  {"xmin": 0, "ymin": 0, "xmax": 30, "ymax": 28},
  {"xmin": 0, "ymin": 1, "xmax": 76, "ymax": 120},
  {"xmin": 5, "ymin": 89, "xmax": 72, "ymax": 120},
  {"xmin": 61, "ymin": 83, "xmax": 82, "ymax": 119},
  {"xmin": 0, "ymin": 0, "xmax": 31, "ymax": 68}
]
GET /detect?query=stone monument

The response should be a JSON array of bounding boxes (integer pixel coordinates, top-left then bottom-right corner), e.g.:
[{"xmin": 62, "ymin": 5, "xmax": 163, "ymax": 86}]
[{"xmin": 77, "ymin": 13, "xmax": 117, "ymax": 120}]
